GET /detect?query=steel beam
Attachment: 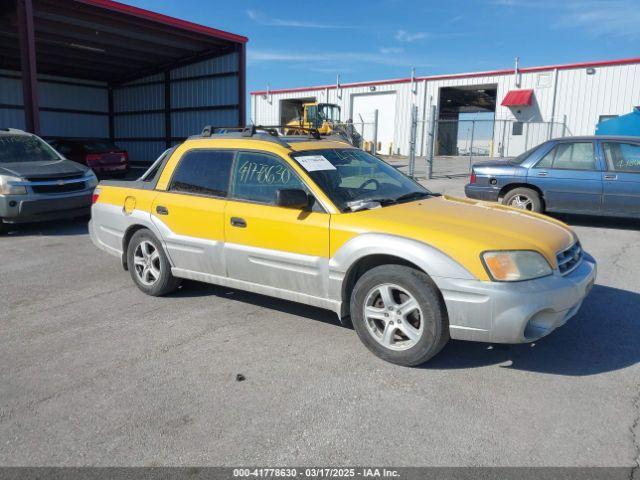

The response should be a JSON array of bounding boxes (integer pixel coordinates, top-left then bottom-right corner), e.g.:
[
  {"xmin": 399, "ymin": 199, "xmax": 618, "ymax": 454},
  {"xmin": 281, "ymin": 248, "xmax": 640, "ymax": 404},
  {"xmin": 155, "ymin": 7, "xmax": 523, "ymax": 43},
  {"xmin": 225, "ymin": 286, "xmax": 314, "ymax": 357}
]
[
  {"xmin": 108, "ymin": 86, "xmax": 114, "ymax": 143},
  {"xmin": 16, "ymin": 0, "xmax": 40, "ymax": 134},
  {"xmin": 164, "ymin": 70, "xmax": 171, "ymax": 149},
  {"xmin": 238, "ymin": 42, "xmax": 246, "ymax": 126}
]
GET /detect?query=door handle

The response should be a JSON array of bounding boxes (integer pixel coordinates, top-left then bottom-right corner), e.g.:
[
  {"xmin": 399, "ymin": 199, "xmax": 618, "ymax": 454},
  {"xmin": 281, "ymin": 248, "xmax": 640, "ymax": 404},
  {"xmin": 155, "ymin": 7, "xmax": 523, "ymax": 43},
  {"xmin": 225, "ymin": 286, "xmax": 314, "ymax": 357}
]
[
  {"xmin": 604, "ymin": 174, "xmax": 617, "ymax": 180},
  {"xmin": 230, "ymin": 217, "xmax": 247, "ymax": 228},
  {"xmin": 155, "ymin": 205, "xmax": 169, "ymax": 215},
  {"xmin": 537, "ymin": 171, "xmax": 548, "ymax": 177}
]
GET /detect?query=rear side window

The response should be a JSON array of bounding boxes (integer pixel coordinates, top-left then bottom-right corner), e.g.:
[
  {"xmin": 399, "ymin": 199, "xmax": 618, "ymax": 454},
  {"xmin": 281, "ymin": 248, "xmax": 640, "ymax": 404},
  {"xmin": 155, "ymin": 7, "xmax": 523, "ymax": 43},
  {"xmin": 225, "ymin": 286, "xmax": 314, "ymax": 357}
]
[
  {"xmin": 536, "ymin": 142, "xmax": 596, "ymax": 170},
  {"xmin": 603, "ymin": 142, "xmax": 640, "ymax": 173},
  {"xmin": 169, "ymin": 150, "xmax": 234, "ymax": 197}
]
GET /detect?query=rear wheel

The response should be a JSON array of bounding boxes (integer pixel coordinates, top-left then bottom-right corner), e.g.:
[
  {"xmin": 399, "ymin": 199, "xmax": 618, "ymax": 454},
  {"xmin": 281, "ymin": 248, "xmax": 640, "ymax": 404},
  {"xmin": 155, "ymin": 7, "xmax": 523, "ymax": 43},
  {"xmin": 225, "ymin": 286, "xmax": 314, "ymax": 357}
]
[
  {"xmin": 503, "ymin": 187, "xmax": 543, "ymax": 213},
  {"xmin": 127, "ymin": 229, "xmax": 181, "ymax": 296},
  {"xmin": 0, "ymin": 219, "xmax": 6, "ymax": 234},
  {"xmin": 350, "ymin": 265, "xmax": 449, "ymax": 366}
]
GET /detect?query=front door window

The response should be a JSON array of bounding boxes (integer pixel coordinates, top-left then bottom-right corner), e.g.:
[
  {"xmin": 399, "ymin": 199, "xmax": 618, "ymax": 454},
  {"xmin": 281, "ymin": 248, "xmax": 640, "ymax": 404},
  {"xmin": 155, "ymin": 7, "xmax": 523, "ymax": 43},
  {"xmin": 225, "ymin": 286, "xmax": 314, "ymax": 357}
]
[{"xmin": 230, "ymin": 151, "xmax": 307, "ymax": 204}]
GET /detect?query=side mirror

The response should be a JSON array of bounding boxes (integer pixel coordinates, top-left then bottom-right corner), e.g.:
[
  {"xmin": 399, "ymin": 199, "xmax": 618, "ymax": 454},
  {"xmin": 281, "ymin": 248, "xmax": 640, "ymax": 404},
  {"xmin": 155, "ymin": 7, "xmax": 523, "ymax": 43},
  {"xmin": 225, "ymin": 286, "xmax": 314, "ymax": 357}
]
[{"xmin": 275, "ymin": 189, "xmax": 310, "ymax": 209}]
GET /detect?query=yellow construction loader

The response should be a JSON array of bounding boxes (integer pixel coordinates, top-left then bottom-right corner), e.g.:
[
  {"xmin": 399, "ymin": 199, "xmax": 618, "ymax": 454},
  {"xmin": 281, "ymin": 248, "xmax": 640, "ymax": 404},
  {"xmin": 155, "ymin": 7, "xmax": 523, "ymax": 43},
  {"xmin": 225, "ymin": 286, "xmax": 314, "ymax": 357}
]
[{"xmin": 284, "ymin": 102, "xmax": 361, "ymax": 147}]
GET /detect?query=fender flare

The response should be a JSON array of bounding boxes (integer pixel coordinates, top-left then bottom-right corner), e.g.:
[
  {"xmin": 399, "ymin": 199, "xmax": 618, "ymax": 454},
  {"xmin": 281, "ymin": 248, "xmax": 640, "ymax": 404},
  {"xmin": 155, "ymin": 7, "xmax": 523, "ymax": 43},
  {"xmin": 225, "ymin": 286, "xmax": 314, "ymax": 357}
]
[{"xmin": 328, "ymin": 233, "xmax": 475, "ymax": 313}]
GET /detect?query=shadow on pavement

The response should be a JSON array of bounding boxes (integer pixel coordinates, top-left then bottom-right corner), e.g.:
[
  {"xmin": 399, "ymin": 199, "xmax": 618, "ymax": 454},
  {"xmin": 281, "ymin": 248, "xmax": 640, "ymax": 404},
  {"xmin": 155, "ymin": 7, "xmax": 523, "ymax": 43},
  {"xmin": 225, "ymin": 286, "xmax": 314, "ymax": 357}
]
[
  {"xmin": 171, "ymin": 280, "xmax": 344, "ymax": 328},
  {"xmin": 425, "ymin": 285, "xmax": 640, "ymax": 376},
  {"xmin": 1, "ymin": 219, "xmax": 88, "ymax": 237},
  {"xmin": 173, "ymin": 281, "xmax": 639, "ymax": 376},
  {"xmin": 550, "ymin": 213, "xmax": 640, "ymax": 231}
]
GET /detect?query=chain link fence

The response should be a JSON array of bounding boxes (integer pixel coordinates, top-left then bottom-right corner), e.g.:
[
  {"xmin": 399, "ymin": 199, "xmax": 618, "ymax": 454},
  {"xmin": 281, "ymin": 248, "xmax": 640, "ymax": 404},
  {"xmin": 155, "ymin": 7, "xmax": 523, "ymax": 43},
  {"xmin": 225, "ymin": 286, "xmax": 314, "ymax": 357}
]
[
  {"xmin": 352, "ymin": 111, "xmax": 380, "ymax": 156},
  {"xmin": 344, "ymin": 105, "xmax": 570, "ymax": 180},
  {"xmin": 408, "ymin": 107, "xmax": 569, "ymax": 179}
]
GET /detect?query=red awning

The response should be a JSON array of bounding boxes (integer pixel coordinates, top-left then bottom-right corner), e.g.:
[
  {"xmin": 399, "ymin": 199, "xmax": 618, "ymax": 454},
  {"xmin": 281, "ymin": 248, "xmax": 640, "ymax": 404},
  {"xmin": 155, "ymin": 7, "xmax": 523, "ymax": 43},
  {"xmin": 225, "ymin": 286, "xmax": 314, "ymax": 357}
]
[{"xmin": 501, "ymin": 89, "xmax": 534, "ymax": 107}]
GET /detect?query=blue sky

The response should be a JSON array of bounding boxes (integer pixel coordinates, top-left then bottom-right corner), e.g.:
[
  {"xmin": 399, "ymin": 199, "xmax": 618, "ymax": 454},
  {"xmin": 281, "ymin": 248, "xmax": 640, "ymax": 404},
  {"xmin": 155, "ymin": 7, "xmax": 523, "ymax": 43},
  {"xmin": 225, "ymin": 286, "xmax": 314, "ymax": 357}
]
[{"xmin": 123, "ymin": 0, "xmax": 639, "ymax": 93}]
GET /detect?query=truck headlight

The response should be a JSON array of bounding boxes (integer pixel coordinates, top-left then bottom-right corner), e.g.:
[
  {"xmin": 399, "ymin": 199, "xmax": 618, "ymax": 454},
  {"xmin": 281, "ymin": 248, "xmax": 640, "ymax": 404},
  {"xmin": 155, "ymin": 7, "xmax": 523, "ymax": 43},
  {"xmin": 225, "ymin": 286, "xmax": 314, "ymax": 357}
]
[
  {"xmin": 482, "ymin": 250, "xmax": 552, "ymax": 282},
  {"xmin": 84, "ymin": 170, "xmax": 98, "ymax": 189},
  {"xmin": 0, "ymin": 175, "xmax": 27, "ymax": 195}
]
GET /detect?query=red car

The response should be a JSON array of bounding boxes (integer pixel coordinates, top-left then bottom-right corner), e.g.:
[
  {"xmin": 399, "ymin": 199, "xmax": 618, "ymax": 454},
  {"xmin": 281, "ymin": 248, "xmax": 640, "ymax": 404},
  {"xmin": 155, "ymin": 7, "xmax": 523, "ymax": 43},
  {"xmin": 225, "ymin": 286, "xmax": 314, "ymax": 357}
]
[{"xmin": 49, "ymin": 139, "xmax": 129, "ymax": 177}]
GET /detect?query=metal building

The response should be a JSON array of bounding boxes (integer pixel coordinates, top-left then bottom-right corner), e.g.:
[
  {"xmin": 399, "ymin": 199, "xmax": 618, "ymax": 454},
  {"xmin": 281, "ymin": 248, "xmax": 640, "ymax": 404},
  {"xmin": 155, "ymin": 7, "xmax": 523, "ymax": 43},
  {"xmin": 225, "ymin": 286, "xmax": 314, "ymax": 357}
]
[
  {"xmin": 0, "ymin": 0, "xmax": 247, "ymax": 163},
  {"xmin": 251, "ymin": 57, "xmax": 640, "ymax": 159}
]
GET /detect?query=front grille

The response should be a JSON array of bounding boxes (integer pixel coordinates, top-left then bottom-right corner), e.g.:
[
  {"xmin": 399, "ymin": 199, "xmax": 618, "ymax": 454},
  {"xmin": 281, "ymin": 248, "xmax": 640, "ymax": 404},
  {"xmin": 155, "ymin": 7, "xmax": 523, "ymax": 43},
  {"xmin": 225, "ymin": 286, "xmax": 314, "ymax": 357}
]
[
  {"xmin": 25, "ymin": 173, "xmax": 84, "ymax": 182},
  {"xmin": 557, "ymin": 241, "xmax": 583, "ymax": 275},
  {"xmin": 32, "ymin": 181, "xmax": 86, "ymax": 194}
]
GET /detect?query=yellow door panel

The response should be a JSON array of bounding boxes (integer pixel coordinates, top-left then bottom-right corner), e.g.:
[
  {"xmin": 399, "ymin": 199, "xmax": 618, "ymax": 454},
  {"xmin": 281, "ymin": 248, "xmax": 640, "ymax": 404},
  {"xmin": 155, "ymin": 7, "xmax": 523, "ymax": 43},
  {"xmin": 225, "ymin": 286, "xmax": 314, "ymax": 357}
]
[
  {"xmin": 152, "ymin": 192, "xmax": 225, "ymax": 239},
  {"xmin": 152, "ymin": 192, "xmax": 227, "ymax": 276},
  {"xmin": 224, "ymin": 200, "xmax": 329, "ymax": 257},
  {"xmin": 224, "ymin": 200, "xmax": 330, "ymax": 296},
  {"xmin": 223, "ymin": 149, "xmax": 330, "ymax": 296}
]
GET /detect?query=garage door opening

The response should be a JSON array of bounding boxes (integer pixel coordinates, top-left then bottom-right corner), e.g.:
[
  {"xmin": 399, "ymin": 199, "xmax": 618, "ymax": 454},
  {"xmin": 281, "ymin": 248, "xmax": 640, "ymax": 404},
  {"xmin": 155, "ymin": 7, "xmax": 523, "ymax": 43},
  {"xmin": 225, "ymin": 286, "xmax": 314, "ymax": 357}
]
[
  {"xmin": 0, "ymin": 0, "xmax": 247, "ymax": 164},
  {"xmin": 279, "ymin": 98, "xmax": 316, "ymax": 126},
  {"xmin": 437, "ymin": 85, "xmax": 497, "ymax": 155}
]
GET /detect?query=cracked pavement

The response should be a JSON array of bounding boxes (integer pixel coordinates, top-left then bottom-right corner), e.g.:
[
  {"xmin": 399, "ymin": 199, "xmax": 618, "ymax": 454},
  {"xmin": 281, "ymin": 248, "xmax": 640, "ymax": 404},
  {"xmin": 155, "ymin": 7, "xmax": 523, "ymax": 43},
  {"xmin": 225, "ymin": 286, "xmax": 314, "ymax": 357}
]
[{"xmin": 1, "ymin": 176, "xmax": 639, "ymax": 467}]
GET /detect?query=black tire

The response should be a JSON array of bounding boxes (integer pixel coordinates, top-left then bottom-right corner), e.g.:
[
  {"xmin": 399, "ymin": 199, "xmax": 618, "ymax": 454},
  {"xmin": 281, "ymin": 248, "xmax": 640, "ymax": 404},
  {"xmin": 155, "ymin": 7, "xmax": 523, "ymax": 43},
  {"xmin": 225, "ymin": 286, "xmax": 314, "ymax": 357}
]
[
  {"xmin": 0, "ymin": 220, "xmax": 6, "ymax": 235},
  {"xmin": 126, "ymin": 229, "xmax": 181, "ymax": 296},
  {"xmin": 350, "ymin": 265, "xmax": 449, "ymax": 366},
  {"xmin": 502, "ymin": 187, "xmax": 543, "ymax": 213}
]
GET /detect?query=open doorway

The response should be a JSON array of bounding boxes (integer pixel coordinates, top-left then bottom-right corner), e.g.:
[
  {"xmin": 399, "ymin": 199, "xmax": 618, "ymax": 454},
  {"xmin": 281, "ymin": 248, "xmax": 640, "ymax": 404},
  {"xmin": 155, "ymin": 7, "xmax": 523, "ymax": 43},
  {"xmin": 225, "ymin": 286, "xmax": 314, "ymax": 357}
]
[
  {"xmin": 437, "ymin": 85, "xmax": 497, "ymax": 155},
  {"xmin": 279, "ymin": 98, "xmax": 316, "ymax": 126}
]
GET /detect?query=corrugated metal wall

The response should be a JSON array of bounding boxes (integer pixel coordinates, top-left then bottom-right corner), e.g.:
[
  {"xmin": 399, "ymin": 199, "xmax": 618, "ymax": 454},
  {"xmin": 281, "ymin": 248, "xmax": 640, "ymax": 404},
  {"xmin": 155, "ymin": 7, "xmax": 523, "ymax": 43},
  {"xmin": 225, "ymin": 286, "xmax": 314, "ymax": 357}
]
[
  {"xmin": 113, "ymin": 51, "xmax": 241, "ymax": 163},
  {"xmin": 252, "ymin": 61, "xmax": 640, "ymax": 156},
  {"xmin": 1, "ymin": 50, "xmax": 242, "ymax": 164},
  {"xmin": 0, "ymin": 69, "xmax": 108, "ymax": 137}
]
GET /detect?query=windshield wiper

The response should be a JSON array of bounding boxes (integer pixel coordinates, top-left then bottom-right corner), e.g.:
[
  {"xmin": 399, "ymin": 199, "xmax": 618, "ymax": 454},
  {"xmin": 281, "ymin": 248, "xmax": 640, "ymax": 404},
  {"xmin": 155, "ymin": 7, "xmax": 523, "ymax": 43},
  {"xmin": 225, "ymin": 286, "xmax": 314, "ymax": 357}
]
[
  {"xmin": 373, "ymin": 191, "xmax": 431, "ymax": 206},
  {"xmin": 394, "ymin": 191, "xmax": 432, "ymax": 202}
]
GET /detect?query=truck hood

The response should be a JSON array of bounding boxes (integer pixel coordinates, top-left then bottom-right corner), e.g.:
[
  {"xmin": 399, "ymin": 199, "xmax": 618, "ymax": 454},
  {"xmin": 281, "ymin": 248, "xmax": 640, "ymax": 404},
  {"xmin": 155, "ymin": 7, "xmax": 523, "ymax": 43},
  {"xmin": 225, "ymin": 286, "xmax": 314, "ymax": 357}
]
[
  {"xmin": 333, "ymin": 195, "xmax": 576, "ymax": 280},
  {"xmin": 0, "ymin": 159, "xmax": 88, "ymax": 179}
]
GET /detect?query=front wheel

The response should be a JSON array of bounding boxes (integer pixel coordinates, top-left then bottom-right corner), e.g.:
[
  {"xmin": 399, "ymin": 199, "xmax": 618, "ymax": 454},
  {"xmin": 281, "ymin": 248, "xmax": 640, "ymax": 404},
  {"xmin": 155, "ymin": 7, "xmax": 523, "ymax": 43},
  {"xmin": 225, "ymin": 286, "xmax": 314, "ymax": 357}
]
[
  {"xmin": 350, "ymin": 265, "xmax": 449, "ymax": 366},
  {"xmin": 502, "ymin": 187, "xmax": 543, "ymax": 212},
  {"xmin": 127, "ymin": 229, "xmax": 181, "ymax": 296}
]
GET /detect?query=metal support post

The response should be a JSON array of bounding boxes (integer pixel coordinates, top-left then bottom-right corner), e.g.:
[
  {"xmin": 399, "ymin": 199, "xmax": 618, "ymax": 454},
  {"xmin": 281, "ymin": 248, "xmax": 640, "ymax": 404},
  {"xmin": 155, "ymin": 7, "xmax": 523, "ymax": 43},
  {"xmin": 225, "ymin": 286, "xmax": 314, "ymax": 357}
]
[
  {"xmin": 372, "ymin": 109, "xmax": 379, "ymax": 155},
  {"xmin": 427, "ymin": 105, "xmax": 436, "ymax": 179}
]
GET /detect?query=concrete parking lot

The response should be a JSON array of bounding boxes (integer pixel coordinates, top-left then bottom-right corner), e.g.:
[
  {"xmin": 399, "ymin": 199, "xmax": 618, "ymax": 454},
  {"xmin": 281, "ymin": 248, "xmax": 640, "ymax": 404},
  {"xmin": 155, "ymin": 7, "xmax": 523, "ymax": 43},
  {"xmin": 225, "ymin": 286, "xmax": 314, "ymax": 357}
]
[{"xmin": 0, "ymin": 175, "xmax": 639, "ymax": 468}]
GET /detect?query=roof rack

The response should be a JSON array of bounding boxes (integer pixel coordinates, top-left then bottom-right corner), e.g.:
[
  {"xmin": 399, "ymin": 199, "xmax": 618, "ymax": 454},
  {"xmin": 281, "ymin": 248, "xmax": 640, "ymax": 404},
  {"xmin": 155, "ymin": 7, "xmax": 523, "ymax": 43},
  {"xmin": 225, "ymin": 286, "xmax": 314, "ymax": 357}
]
[{"xmin": 199, "ymin": 124, "xmax": 322, "ymax": 140}]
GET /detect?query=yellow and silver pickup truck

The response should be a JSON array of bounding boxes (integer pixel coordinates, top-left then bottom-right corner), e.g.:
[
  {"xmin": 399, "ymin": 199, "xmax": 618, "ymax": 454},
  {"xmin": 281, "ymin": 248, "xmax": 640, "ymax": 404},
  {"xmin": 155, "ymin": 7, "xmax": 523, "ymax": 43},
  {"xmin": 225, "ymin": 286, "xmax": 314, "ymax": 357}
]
[{"xmin": 90, "ymin": 127, "xmax": 596, "ymax": 366}]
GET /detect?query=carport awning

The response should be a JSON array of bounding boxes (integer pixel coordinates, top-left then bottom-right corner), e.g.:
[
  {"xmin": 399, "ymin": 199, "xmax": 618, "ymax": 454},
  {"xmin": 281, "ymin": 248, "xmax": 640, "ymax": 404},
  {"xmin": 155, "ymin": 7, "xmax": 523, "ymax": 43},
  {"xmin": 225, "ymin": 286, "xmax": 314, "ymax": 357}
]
[
  {"xmin": 501, "ymin": 89, "xmax": 534, "ymax": 107},
  {"xmin": 0, "ymin": 0, "xmax": 248, "ymax": 83}
]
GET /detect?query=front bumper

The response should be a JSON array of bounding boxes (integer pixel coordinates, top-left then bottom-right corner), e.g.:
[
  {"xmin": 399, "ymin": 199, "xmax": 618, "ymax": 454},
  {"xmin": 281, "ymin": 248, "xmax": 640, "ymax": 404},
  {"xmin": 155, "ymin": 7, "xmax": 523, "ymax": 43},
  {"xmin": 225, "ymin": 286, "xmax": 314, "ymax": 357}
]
[
  {"xmin": 437, "ymin": 253, "xmax": 597, "ymax": 343},
  {"xmin": 0, "ymin": 191, "xmax": 92, "ymax": 224},
  {"xmin": 464, "ymin": 184, "xmax": 500, "ymax": 202}
]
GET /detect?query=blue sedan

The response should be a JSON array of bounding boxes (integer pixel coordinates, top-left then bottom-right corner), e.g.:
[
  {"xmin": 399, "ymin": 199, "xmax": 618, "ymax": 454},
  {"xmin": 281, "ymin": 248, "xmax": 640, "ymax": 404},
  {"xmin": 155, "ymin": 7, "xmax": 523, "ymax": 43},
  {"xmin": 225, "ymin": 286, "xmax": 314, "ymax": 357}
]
[{"xmin": 465, "ymin": 136, "xmax": 640, "ymax": 217}]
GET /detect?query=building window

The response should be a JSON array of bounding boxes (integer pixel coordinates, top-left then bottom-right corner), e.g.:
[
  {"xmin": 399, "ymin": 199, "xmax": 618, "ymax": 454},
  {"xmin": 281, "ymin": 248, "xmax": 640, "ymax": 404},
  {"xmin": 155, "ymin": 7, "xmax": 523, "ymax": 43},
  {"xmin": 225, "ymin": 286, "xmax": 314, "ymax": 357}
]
[{"xmin": 512, "ymin": 122, "xmax": 523, "ymax": 136}]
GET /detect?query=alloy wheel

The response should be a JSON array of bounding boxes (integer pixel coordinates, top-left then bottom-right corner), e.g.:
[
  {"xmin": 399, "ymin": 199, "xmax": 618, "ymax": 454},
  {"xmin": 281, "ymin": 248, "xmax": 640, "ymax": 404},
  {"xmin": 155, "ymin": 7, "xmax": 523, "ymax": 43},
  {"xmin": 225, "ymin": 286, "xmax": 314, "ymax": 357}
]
[
  {"xmin": 363, "ymin": 283, "xmax": 424, "ymax": 351},
  {"xmin": 133, "ymin": 240, "xmax": 161, "ymax": 286},
  {"xmin": 509, "ymin": 194, "xmax": 533, "ymax": 210}
]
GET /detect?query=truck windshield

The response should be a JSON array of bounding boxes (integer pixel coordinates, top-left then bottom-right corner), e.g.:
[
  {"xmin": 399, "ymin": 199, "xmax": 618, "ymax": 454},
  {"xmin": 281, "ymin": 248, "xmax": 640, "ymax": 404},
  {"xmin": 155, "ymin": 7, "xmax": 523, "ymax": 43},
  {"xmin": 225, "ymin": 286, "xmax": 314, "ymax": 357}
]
[
  {"xmin": 291, "ymin": 148, "xmax": 431, "ymax": 212},
  {"xmin": 319, "ymin": 105, "xmax": 340, "ymax": 122},
  {"xmin": 0, "ymin": 135, "xmax": 61, "ymax": 163}
]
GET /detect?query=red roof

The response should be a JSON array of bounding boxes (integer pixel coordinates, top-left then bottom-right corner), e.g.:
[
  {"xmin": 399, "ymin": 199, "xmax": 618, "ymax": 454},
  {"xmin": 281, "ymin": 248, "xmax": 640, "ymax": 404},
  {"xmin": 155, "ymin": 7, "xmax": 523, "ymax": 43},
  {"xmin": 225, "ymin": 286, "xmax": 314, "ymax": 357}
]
[
  {"xmin": 501, "ymin": 89, "xmax": 534, "ymax": 107},
  {"xmin": 76, "ymin": 0, "xmax": 248, "ymax": 43},
  {"xmin": 251, "ymin": 56, "xmax": 640, "ymax": 96}
]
